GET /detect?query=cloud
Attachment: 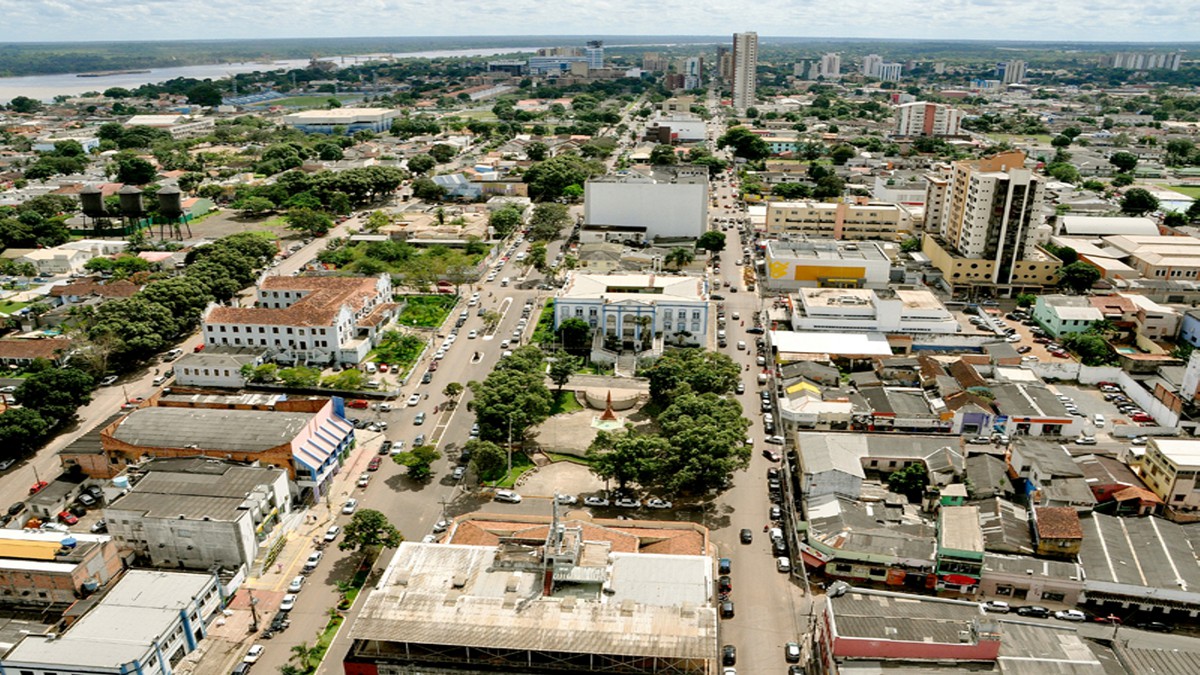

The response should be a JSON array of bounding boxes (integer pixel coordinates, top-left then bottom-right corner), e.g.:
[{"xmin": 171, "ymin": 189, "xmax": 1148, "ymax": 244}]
[{"xmin": 0, "ymin": 0, "xmax": 1194, "ymax": 41}]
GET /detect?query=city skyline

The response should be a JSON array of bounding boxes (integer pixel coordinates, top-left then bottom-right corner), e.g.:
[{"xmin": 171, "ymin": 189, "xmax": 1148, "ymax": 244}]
[{"xmin": 0, "ymin": 0, "xmax": 1198, "ymax": 43}]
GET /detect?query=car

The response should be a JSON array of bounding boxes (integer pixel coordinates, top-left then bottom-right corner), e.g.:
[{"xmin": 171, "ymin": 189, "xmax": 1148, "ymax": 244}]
[
  {"xmin": 785, "ymin": 641, "xmax": 801, "ymax": 663},
  {"xmin": 467, "ymin": 329, "xmax": 478, "ymax": 339},
  {"xmin": 718, "ymin": 574, "xmax": 732, "ymax": 592},
  {"xmin": 1075, "ymin": 436, "xmax": 1098, "ymax": 445},
  {"xmin": 1005, "ymin": 334, "xmax": 1021, "ymax": 343},
  {"xmin": 968, "ymin": 436, "xmax": 992, "ymax": 445},
  {"xmin": 7, "ymin": 501, "xmax": 24, "ymax": 516},
  {"xmin": 406, "ymin": 393, "xmax": 422, "ymax": 407},
  {"xmin": 379, "ymin": 440, "xmax": 393, "ymax": 455},
  {"xmin": 584, "ymin": 496, "xmax": 610, "ymax": 507},
  {"xmin": 554, "ymin": 494, "xmax": 578, "ymax": 506},
  {"xmin": 279, "ymin": 594, "xmax": 297, "ymax": 611},
  {"xmin": 414, "ymin": 412, "xmax": 426, "ymax": 425},
  {"xmin": 765, "ymin": 435, "xmax": 785, "ymax": 445},
  {"xmin": 720, "ymin": 600, "xmax": 735, "ymax": 618},
  {"xmin": 615, "ymin": 498, "xmax": 641, "ymax": 509},
  {"xmin": 494, "ymin": 490, "xmax": 522, "ymax": 503},
  {"xmin": 90, "ymin": 519, "xmax": 108, "ymax": 533},
  {"xmin": 722, "ymin": 644, "xmax": 736, "ymax": 666},
  {"xmin": 368, "ymin": 457, "xmax": 382, "ymax": 471},
  {"xmin": 776, "ymin": 556, "xmax": 792, "ymax": 573},
  {"xmin": 76, "ymin": 493, "xmax": 96, "ymax": 507},
  {"xmin": 739, "ymin": 528, "xmax": 753, "ymax": 544},
  {"xmin": 341, "ymin": 498, "xmax": 358, "ymax": 515},
  {"xmin": 1131, "ymin": 436, "xmax": 1148, "ymax": 446},
  {"xmin": 1055, "ymin": 609, "xmax": 1087, "ymax": 622},
  {"xmin": 389, "ymin": 440, "xmax": 406, "ymax": 455},
  {"xmin": 1137, "ymin": 621, "xmax": 1174, "ymax": 633},
  {"xmin": 1016, "ymin": 345, "xmax": 1032, "ymax": 354},
  {"xmin": 324, "ymin": 525, "xmax": 341, "ymax": 542},
  {"xmin": 982, "ymin": 601, "xmax": 1011, "ymax": 613},
  {"xmin": 432, "ymin": 519, "xmax": 450, "ymax": 534},
  {"xmin": 718, "ymin": 558, "xmax": 731, "ymax": 574},
  {"xmin": 57, "ymin": 510, "xmax": 78, "ymax": 525},
  {"xmin": 1015, "ymin": 605, "xmax": 1050, "ymax": 618},
  {"xmin": 770, "ymin": 504, "xmax": 783, "ymax": 520},
  {"xmin": 304, "ymin": 551, "xmax": 323, "ymax": 570},
  {"xmin": 469, "ymin": 423, "xmax": 480, "ymax": 438},
  {"xmin": 100, "ymin": 375, "xmax": 118, "ymax": 386},
  {"xmin": 288, "ymin": 575, "xmax": 305, "ymax": 592},
  {"xmin": 244, "ymin": 645, "xmax": 265, "ymax": 664},
  {"xmin": 421, "ymin": 534, "xmax": 438, "ymax": 544},
  {"xmin": 762, "ymin": 449, "xmax": 781, "ymax": 462},
  {"xmin": 421, "ymin": 371, "xmax": 433, "ymax": 384},
  {"xmin": 450, "ymin": 464, "xmax": 467, "ymax": 481},
  {"xmin": 646, "ymin": 498, "xmax": 672, "ymax": 509},
  {"xmin": 356, "ymin": 473, "xmax": 370, "ymax": 487},
  {"xmin": 413, "ymin": 434, "xmax": 426, "ymax": 447},
  {"xmin": 735, "ymin": 382, "xmax": 745, "ymax": 394}
]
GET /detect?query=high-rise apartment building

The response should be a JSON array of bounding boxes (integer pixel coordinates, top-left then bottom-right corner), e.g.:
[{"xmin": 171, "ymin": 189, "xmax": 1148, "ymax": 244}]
[
  {"xmin": 717, "ymin": 46, "xmax": 732, "ymax": 81},
  {"xmin": 819, "ymin": 53, "xmax": 842, "ymax": 80},
  {"xmin": 1103, "ymin": 51, "xmax": 1182, "ymax": 71},
  {"xmin": 877, "ymin": 63, "xmax": 903, "ymax": 82},
  {"xmin": 931, "ymin": 151, "xmax": 1050, "ymax": 286},
  {"xmin": 585, "ymin": 41, "xmax": 605, "ymax": 70},
  {"xmin": 643, "ymin": 52, "xmax": 668, "ymax": 72},
  {"xmin": 862, "ymin": 54, "xmax": 883, "ymax": 77},
  {"xmin": 683, "ymin": 56, "xmax": 704, "ymax": 90},
  {"xmin": 996, "ymin": 60, "xmax": 1026, "ymax": 84},
  {"xmin": 732, "ymin": 32, "xmax": 758, "ymax": 111},
  {"xmin": 894, "ymin": 101, "xmax": 964, "ymax": 137}
]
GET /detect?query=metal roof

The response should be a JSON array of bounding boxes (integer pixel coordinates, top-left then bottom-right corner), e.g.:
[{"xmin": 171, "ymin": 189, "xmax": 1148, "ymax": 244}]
[{"xmin": 110, "ymin": 407, "xmax": 313, "ymax": 453}]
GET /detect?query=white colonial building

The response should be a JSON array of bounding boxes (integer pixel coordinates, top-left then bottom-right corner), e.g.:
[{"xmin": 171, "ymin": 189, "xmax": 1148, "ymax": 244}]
[
  {"xmin": 555, "ymin": 273, "xmax": 710, "ymax": 358},
  {"xmin": 201, "ymin": 275, "xmax": 396, "ymax": 365}
]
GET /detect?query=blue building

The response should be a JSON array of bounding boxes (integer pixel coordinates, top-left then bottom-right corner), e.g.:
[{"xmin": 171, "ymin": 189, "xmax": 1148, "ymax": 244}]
[{"xmin": 283, "ymin": 108, "xmax": 399, "ymax": 134}]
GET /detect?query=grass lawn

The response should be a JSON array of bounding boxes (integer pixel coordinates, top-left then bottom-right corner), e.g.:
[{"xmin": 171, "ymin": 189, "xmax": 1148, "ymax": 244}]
[
  {"xmin": 0, "ymin": 301, "xmax": 28, "ymax": 316},
  {"xmin": 545, "ymin": 451, "xmax": 593, "ymax": 466},
  {"xmin": 368, "ymin": 331, "xmax": 425, "ymax": 375},
  {"xmin": 455, "ymin": 110, "xmax": 499, "ymax": 121},
  {"xmin": 253, "ymin": 94, "xmax": 359, "ymax": 108},
  {"xmin": 549, "ymin": 389, "xmax": 583, "ymax": 416},
  {"xmin": 484, "ymin": 451, "xmax": 536, "ymax": 489},
  {"xmin": 988, "ymin": 133, "xmax": 1054, "ymax": 144},
  {"xmin": 395, "ymin": 294, "xmax": 457, "ymax": 328},
  {"xmin": 531, "ymin": 300, "xmax": 556, "ymax": 345},
  {"xmin": 1168, "ymin": 185, "xmax": 1200, "ymax": 199}
]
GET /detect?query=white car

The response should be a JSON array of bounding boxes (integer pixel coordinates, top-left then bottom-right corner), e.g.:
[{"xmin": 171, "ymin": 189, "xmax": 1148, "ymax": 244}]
[
  {"xmin": 304, "ymin": 551, "xmax": 323, "ymax": 570},
  {"xmin": 356, "ymin": 473, "xmax": 370, "ymax": 487},
  {"xmin": 323, "ymin": 525, "xmax": 341, "ymax": 542},
  {"xmin": 342, "ymin": 498, "xmax": 358, "ymax": 514},
  {"xmin": 494, "ymin": 490, "xmax": 522, "ymax": 503},
  {"xmin": 982, "ymin": 600, "xmax": 1011, "ymax": 613},
  {"xmin": 468, "ymin": 330, "xmax": 478, "ymax": 339},
  {"xmin": 244, "ymin": 645, "xmax": 265, "ymax": 663},
  {"xmin": 279, "ymin": 594, "xmax": 297, "ymax": 611},
  {"xmin": 1055, "ymin": 609, "xmax": 1087, "ymax": 622},
  {"xmin": 288, "ymin": 575, "xmax": 305, "ymax": 592},
  {"xmin": 407, "ymin": 394, "xmax": 422, "ymax": 407},
  {"xmin": 646, "ymin": 498, "xmax": 672, "ymax": 509}
]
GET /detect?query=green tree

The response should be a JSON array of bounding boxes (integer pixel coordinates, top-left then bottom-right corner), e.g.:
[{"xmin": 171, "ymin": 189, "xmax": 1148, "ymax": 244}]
[
  {"xmin": 649, "ymin": 144, "xmax": 678, "ymax": 165},
  {"xmin": 697, "ymin": 231, "xmax": 727, "ymax": 256},
  {"xmin": 240, "ymin": 363, "xmax": 279, "ymax": 383},
  {"xmin": 887, "ymin": 463, "xmax": 929, "ymax": 502},
  {"xmin": 186, "ymin": 82, "xmax": 224, "ymax": 107},
  {"xmin": 489, "ymin": 205, "xmax": 524, "ymax": 236},
  {"xmin": 587, "ymin": 430, "xmax": 669, "ymax": 491},
  {"xmin": 1120, "ymin": 188, "xmax": 1159, "ymax": 216},
  {"xmin": 442, "ymin": 381, "xmax": 464, "ymax": 407},
  {"xmin": 1015, "ymin": 293, "xmax": 1036, "ymax": 308},
  {"xmin": 717, "ymin": 126, "xmax": 770, "ymax": 161},
  {"xmin": 429, "ymin": 144, "xmax": 457, "ymax": 163},
  {"xmin": 555, "ymin": 317, "xmax": 592, "ymax": 356},
  {"xmin": 525, "ymin": 141, "xmax": 549, "ymax": 161},
  {"xmin": 1058, "ymin": 261, "xmax": 1100, "ymax": 294},
  {"xmin": 665, "ymin": 247, "xmax": 695, "ymax": 270},
  {"xmin": 110, "ymin": 154, "xmax": 157, "ymax": 184},
  {"xmin": 321, "ymin": 368, "xmax": 365, "ymax": 390},
  {"xmin": 1061, "ymin": 332, "xmax": 1114, "ymax": 366},
  {"xmin": 548, "ymin": 352, "xmax": 576, "ymax": 393},
  {"xmin": 15, "ymin": 367, "xmax": 94, "ymax": 425},
  {"xmin": 655, "ymin": 390, "xmax": 751, "ymax": 494},
  {"xmin": 1111, "ymin": 173, "xmax": 1134, "ymax": 188},
  {"xmin": 1109, "ymin": 151, "xmax": 1139, "ymax": 173},
  {"xmin": 338, "ymin": 508, "xmax": 403, "ymax": 554},
  {"xmin": 469, "ymin": 364, "xmax": 552, "ymax": 446},
  {"xmin": 395, "ymin": 445, "xmax": 441, "ymax": 480},
  {"xmin": 829, "ymin": 144, "xmax": 856, "ymax": 165},
  {"xmin": 466, "ymin": 439, "xmax": 508, "ymax": 480},
  {"xmin": 523, "ymin": 154, "xmax": 604, "ymax": 202},
  {"xmin": 528, "ymin": 202, "xmax": 570, "ymax": 241},
  {"xmin": 411, "ymin": 177, "xmax": 445, "ymax": 202},
  {"xmin": 900, "ymin": 237, "xmax": 921, "ymax": 253},
  {"xmin": 773, "ymin": 182, "xmax": 812, "ymax": 200},
  {"xmin": 285, "ymin": 208, "xmax": 332, "ymax": 237},
  {"xmin": 232, "ymin": 196, "xmax": 275, "ymax": 217},
  {"xmin": 643, "ymin": 349, "xmax": 740, "ymax": 401},
  {"xmin": 276, "ymin": 366, "xmax": 321, "ymax": 388},
  {"xmin": 288, "ymin": 642, "xmax": 321, "ymax": 672},
  {"xmin": 407, "ymin": 154, "xmax": 436, "ymax": 175},
  {"xmin": 7, "ymin": 96, "xmax": 41, "ymax": 113},
  {"xmin": 0, "ymin": 408, "xmax": 50, "ymax": 458}
]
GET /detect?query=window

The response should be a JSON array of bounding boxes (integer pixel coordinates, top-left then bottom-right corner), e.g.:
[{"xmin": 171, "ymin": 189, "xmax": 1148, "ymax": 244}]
[
  {"xmin": 995, "ymin": 585, "xmax": 1013, "ymax": 596},
  {"xmin": 1042, "ymin": 592, "xmax": 1065, "ymax": 602}
]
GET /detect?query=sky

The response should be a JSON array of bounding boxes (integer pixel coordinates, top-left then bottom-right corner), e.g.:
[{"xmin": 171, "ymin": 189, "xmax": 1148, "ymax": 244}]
[{"xmin": 0, "ymin": 0, "xmax": 1194, "ymax": 43}]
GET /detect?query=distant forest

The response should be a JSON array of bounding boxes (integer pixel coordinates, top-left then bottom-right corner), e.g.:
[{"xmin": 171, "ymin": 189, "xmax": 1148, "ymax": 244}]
[{"xmin": 0, "ymin": 35, "xmax": 1195, "ymax": 78}]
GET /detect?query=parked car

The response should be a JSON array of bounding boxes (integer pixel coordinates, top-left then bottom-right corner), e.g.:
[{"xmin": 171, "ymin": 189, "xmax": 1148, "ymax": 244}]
[
  {"xmin": 1137, "ymin": 621, "xmax": 1174, "ymax": 633},
  {"xmin": 718, "ymin": 558, "xmax": 731, "ymax": 574},
  {"xmin": 776, "ymin": 556, "xmax": 791, "ymax": 573},
  {"xmin": 762, "ymin": 449, "xmax": 781, "ymax": 462},
  {"xmin": 368, "ymin": 457, "xmax": 382, "ymax": 471},
  {"xmin": 722, "ymin": 644, "xmax": 736, "ymax": 666},
  {"xmin": 356, "ymin": 473, "xmax": 370, "ymax": 487},
  {"xmin": 451, "ymin": 465, "xmax": 466, "ymax": 481},
  {"xmin": 244, "ymin": 645, "xmax": 265, "ymax": 664},
  {"xmin": 555, "ymin": 494, "xmax": 578, "ymax": 506},
  {"xmin": 584, "ymin": 496, "xmax": 610, "ymax": 507},
  {"xmin": 303, "ymin": 551, "xmax": 323, "ymax": 571},
  {"xmin": 982, "ymin": 601, "xmax": 1011, "ymax": 613},
  {"xmin": 279, "ymin": 594, "xmax": 297, "ymax": 611},
  {"xmin": 1055, "ymin": 609, "xmax": 1087, "ymax": 622},
  {"xmin": 414, "ymin": 412, "xmax": 426, "ymax": 425},
  {"xmin": 785, "ymin": 642, "xmax": 801, "ymax": 663},
  {"xmin": 615, "ymin": 498, "xmax": 641, "ymax": 509},
  {"xmin": 323, "ymin": 525, "xmax": 341, "ymax": 542},
  {"xmin": 57, "ymin": 511, "xmax": 78, "ymax": 525},
  {"xmin": 288, "ymin": 575, "xmax": 305, "ymax": 592},
  {"xmin": 341, "ymin": 498, "xmax": 358, "ymax": 514},
  {"xmin": 1015, "ymin": 605, "xmax": 1050, "ymax": 618},
  {"xmin": 494, "ymin": 490, "xmax": 522, "ymax": 503},
  {"xmin": 646, "ymin": 498, "xmax": 672, "ymax": 509}
]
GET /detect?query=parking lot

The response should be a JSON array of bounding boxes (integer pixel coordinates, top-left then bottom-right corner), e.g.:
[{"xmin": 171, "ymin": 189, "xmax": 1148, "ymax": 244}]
[{"xmin": 1049, "ymin": 382, "xmax": 1149, "ymax": 438}]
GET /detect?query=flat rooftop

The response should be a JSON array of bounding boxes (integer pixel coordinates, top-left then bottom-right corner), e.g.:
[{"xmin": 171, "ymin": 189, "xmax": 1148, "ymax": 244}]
[
  {"xmin": 109, "ymin": 407, "xmax": 313, "ymax": 453},
  {"xmin": 1077, "ymin": 513, "xmax": 1200, "ymax": 594},
  {"xmin": 1150, "ymin": 438, "xmax": 1200, "ymax": 468},
  {"xmin": 941, "ymin": 506, "xmax": 984, "ymax": 554},
  {"xmin": 108, "ymin": 461, "xmax": 284, "ymax": 522},
  {"xmin": 829, "ymin": 586, "xmax": 987, "ymax": 644},
  {"xmin": 560, "ymin": 273, "xmax": 706, "ymax": 303},
  {"xmin": 349, "ymin": 542, "xmax": 717, "ymax": 660},
  {"xmin": 765, "ymin": 239, "xmax": 889, "ymax": 262}
]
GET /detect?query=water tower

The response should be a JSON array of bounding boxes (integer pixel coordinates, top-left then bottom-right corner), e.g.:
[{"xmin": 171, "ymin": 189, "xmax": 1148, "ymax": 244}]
[
  {"xmin": 79, "ymin": 185, "xmax": 105, "ymax": 219},
  {"xmin": 118, "ymin": 185, "xmax": 144, "ymax": 236},
  {"xmin": 155, "ymin": 185, "xmax": 191, "ymax": 239}
]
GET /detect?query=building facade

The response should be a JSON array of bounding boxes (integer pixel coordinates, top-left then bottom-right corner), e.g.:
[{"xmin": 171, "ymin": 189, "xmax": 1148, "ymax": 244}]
[
  {"xmin": 766, "ymin": 200, "xmax": 914, "ymax": 241},
  {"xmin": 1032, "ymin": 294, "xmax": 1102, "ymax": 337},
  {"xmin": 790, "ymin": 287, "xmax": 960, "ymax": 334},
  {"xmin": 0, "ymin": 530, "xmax": 123, "ymax": 610},
  {"xmin": 762, "ymin": 239, "xmax": 892, "ymax": 290},
  {"xmin": 283, "ymin": 108, "xmax": 399, "ymax": 134},
  {"xmin": 554, "ymin": 273, "xmax": 709, "ymax": 349},
  {"xmin": 1139, "ymin": 438, "xmax": 1200, "ymax": 514},
  {"xmin": 584, "ymin": 167, "xmax": 709, "ymax": 240},
  {"xmin": 894, "ymin": 102, "xmax": 964, "ymax": 137},
  {"xmin": 731, "ymin": 32, "xmax": 758, "ymax": 111}
]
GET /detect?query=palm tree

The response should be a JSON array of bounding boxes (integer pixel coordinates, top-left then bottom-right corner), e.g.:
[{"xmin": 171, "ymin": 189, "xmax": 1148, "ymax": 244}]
[
  {"xmin": 289, "ymin": 642, "xmax": 320, "ymax": 671},
  {"xmin": 664, "ymin": 247, "xmax": 694, "ymax": 270},
  {"xmin": 673, "ymin": 329, "xmax": 692, "ymax": 346}
]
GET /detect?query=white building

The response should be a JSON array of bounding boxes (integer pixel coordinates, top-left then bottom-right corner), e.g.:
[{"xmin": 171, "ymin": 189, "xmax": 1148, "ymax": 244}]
[
  {"xmin": 174, "ymin": 346, "xmax": 266, "ymax": 388},
  {"xmin": 555, "ymin": 273, "xmax": 710, "ymax": 349},
  {"xmin": 202, "ymin": 275, "xmax": 396, "ymax": 365},
  {"xmin": 124, "ymin": 114, "xmax": 216, "ymax": 139},
  {"xmin": 997, "ymin": 60, "xmax": 1026, "ymax": 84},
  {"xmin": 584, "ymin": 166, "xmax": 709, "ymax": 241},
  {"xmin": 791, "ymin": 287, "xmax": 960, "ymax": 334},
  {"xmin": 861, "ymin": 54, "xmax": 883, "ymax": 77},
  {"xmin": 894, "ymin": 102, "xmax": 964, "ymax": 137},
  {"xmin": 0, "ymin": 570, "xmax": 223, "ymax": 675},
  {"xmin": 877, "ymin": 63, "xmax": 903, "ymax": 82},
  {"xmin": 283, "ymin": 108, "xmax": 400, "ymax": 134},
  {"xmin": 732, "ymin": 32, "xmax": 758, "ymax": 111},
  {"xmin": 762, "ymin": 239, "xmax": 892, "ymax": 290},
  {"xmin": 17, "ymin": 246, "xmax": 92, "ymax": 275},
  {"xmin": 104, "ymin": 458, "xmax": 291, "ymax": 571},
  {"xmin": 819, "ymin": 53, "xmax": 842, "ymax": 80},
  {"xmin": 647, "ymin": 113, "xmax": 707, "ymax": 142}
]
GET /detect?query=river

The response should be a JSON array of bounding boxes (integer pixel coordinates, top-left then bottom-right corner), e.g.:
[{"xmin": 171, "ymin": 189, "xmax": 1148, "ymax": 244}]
[{"xmin": 0, "ymin": 47, "xmax": 535, "ymax": 103}]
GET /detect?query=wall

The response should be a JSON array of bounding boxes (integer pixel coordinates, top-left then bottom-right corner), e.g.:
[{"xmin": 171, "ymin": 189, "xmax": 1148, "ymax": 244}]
[
  {"xmin": 585, "ymin": 180, "xmax": 707, "ymax": 239},
  {"xmin": 833, "ymin": 635, "xmax": 1001, "ymax": 662}
]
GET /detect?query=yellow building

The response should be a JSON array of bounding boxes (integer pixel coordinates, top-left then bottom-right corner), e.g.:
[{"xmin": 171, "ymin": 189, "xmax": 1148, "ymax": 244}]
[
  {"xmin": 765, "ymin": 200, "xmax": 914, "ymax": 241},
  {"xmin": 1140, "ymin": 438, "xmax": 1200, "ymax": 515}
]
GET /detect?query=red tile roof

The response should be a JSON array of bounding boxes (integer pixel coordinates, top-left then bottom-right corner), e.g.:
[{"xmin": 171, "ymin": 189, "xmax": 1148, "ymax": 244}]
[
  {"xmin": 206, "ymin": 276, "xmax": 385, "ymax": 328},
  {"xmin": 0, "ymin": 338, "xmax": 73, "ymax": 361},
  {"xmin": 1035, "ymin": 506, "xmax": 1083, "ymax": 540}
]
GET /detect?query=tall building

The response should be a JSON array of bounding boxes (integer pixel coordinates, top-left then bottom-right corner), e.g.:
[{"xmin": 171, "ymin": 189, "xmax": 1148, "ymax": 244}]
[
  {"xmin": 683, "ymin": 56, "xmax": 704, "ymax": 90},
  {"xmin": 819, "ymin": 53, "xmax": 842, "ymax": 80},
  {"xmin": 1103, "ymin": 51, "xmax": 1182, "ymax": 71},
  {"xmin": 996, "ymin": 60, "xmax": 1026, "ymax": 84},
  {"xmin": 585, "ymin": 40, "xmax": 604, "ymax": 70},
  {"xmin": 731, "ymin": 32, "xmax": 758, "ymax": 110},
  {"xmin": 642, "ymin": 52, "xmax": 668, "ymax": 72},
  {"xmin": 877, "ymin": 63, "xmax": 903, "ymax": 82},
  {"xmin": 862, "ymin": 54, "xmax": 883, "ymax": 77},
  {"xmin": 716, "ymin": 46, "xmax": 731, "ymax": 81},
  {"xmin": 934, "ymin": 151, "xmax": 1048, "ymax": 285},
  {"xmin": 895, "ymin": 101, "xmax": 964, "ymax": 137}
]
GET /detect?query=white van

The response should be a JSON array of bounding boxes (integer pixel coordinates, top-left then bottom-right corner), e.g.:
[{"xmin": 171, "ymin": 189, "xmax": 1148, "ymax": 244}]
[
  {"xmin": 364, "ymin": 362, "xmax": 377, "ymax": 374},
  {"xmin": 500, "ymin": 277, "xmax": 510, "ymax": 287},
  {"xmin": 1094, "ymin": 413, "xmax": 1106, "ymax": 428}
]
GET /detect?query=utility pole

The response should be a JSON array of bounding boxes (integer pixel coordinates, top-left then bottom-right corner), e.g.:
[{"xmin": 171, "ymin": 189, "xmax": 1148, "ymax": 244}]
[
  {"xmin": 247, "ymin": 588, "xmax": 259, "ymax": 632},
  {"xmin": 506, "ymin": 414, "xmax": 514, "ymax": 480}
]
